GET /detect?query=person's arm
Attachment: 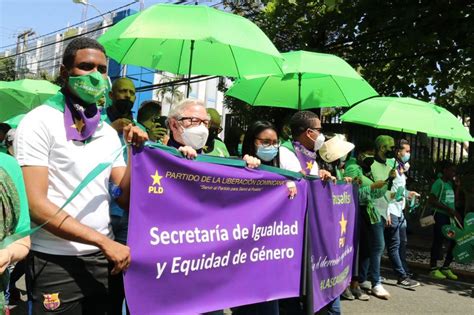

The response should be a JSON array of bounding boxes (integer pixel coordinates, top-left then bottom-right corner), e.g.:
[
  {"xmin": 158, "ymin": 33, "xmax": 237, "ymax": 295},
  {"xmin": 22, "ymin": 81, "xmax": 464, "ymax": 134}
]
[
  {"xmin": 358, "ymin": 181, "xmax": 388, "ymax": 205},
  {"xmin": 427, "ymin": 180, "xmax": 453, "ymax": 215},
  {"xmin": 110, "ymin": 124, "xmax": 149, "ymax": 210},
  {"xmin": 369, "ymin": 180, "xmax": 388, "ymax": 199},
  {"xmin": 427, "ymin": 193, "xmax": 455, "ymax": 216},
  {"xmin": 22, "ymin": 166, "xmax": 130, "ymax": 274},
  {"xmin": 0, "ymin": 237, "xmax": 30, "ymax": 274}
]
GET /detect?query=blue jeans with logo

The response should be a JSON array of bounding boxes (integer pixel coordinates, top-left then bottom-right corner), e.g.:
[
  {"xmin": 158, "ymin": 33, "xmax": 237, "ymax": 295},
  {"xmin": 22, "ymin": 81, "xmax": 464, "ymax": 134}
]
[
  {"xmin": 359, "ymin": 220, "xmax": 385, "ymax": 286},
  {"xmin": 384, "ymin": 214, "xmax": 408, "ymax": 279}
]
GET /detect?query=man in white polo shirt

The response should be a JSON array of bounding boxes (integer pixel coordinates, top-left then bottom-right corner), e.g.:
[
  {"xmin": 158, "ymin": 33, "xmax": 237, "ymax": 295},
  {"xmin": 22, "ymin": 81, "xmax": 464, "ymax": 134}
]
[{"xmin": 14, "ymin": 37, "xmax": 148, "ymax": 314}]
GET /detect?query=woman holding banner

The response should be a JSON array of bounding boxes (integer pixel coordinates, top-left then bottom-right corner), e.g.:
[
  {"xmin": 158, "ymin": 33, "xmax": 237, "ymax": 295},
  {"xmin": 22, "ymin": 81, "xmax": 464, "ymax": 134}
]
[
  {"xmin": 233, "ymin": 120, "xmax": 297, "ymax": 315},
  {"xmin": 0, "ymin": 152, "xmax": 31, "ymax": 314}
]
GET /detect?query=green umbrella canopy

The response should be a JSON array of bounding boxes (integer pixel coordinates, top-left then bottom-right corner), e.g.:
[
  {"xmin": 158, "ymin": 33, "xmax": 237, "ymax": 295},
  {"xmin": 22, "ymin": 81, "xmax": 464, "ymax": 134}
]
[
  {"xmin": 225, "ymin": 50, "xmax": 378, "ymax": 110},
  {"xmin": 0, "ymin": 79, "xmax": 60, "ymax": 121},
  {"xmin": 340, "ymin": 97, "xmax": 474, "ymax": 142},
  {"xmin": 3, "ymin": 114, "xmax": 26, "ymax": 128},
  {"xmin": 98, "ymin": 4, "xmax": 283, "ymax": 78}
]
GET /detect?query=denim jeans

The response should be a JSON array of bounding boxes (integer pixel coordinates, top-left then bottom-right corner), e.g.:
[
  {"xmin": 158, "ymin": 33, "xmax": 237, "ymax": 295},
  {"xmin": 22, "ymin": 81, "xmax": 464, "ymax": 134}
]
[
  {"xmin": 359, "ymin": 220, "xmax": 385, "ymax": 286},
  {"xmin": 383, "ymin": 214, "xmax": 407, "ymax": 279},
  {"xmin": 316, "ymin": 297, "xmax": 341, "ymax": 315},
  {"xmin": 430, "ymin": 212, "xmax": 455, "ymax": 268},
  {"xmin": 398, "ymin": 214, "xmax": 410, "ymax": 274},
  {"xmin": 111, "ymin": 214, "xmax": 129, "ymax": 244}
]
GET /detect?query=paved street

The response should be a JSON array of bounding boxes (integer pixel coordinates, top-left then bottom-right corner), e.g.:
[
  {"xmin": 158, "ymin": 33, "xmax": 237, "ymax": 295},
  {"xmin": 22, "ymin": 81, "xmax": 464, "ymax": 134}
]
[
  {"xmin": 11, "ymin": 266, "xmax": 473, "ymax": 314},
  {"xmin": 341, "ymin": 267, "xmax": 474, "ymax": 315}
]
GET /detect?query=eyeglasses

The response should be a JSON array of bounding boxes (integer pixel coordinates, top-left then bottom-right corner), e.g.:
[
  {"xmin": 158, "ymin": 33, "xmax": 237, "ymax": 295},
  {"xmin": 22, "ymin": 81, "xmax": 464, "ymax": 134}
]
[
  {"xmin": 178, "ymin": 116, "xmax": 210, "ymax": 128},
  {"xmin": 256, "ymin": 138, "xmax": 281, "ymax": 148},
  {"xmin": 308, "ymin": 127, "xmax": 322, "ymax": 133}
]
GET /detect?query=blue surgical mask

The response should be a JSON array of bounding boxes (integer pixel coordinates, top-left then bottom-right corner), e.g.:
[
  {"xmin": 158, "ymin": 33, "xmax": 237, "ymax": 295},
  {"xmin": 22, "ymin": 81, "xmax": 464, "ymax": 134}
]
[
  {"xmin": 256, "ymin": 145, "xmax": 278, "ymax": 162},
  {"xmin": 401, "ymin": 153, "xmax": 411, "ymax": 163}
]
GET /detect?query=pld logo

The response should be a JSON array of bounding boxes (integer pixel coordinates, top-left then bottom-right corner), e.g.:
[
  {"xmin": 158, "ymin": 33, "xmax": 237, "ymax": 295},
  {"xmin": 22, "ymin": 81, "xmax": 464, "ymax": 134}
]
[
  {"xmin": 148, "ymin": 170, "xmax": 164, "ymax": 194},
  {"xmin": 338, "ymin": 212, "xmax": 348, "ymax": 248}
]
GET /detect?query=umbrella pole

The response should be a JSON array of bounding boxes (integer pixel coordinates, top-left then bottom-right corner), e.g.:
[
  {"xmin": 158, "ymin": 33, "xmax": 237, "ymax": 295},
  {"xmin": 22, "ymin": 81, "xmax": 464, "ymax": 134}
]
[
  {"xmin": 186, "ymin": 40, "xmax": 195, "ymax": 98},
  {"xmin": 298, "ymin": 73, "xmax": 302, "ymax": 111}
]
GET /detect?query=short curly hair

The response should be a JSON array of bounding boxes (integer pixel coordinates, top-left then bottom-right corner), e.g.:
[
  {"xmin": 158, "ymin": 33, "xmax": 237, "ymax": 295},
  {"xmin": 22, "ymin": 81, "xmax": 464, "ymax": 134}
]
[
  {"xmin": 62, "ymin": 37, "xmax": 106, "ymax": 70},
  {"xmin": 289, "ymin": 111, "xmax": 320, "ymax": 139}
]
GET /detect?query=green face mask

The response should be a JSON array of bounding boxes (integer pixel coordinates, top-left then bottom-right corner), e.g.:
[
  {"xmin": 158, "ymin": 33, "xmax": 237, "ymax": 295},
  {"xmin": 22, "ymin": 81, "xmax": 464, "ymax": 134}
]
[{"xmin": 68, "ymin": 71, "xmax": 107, "ymax": 104}]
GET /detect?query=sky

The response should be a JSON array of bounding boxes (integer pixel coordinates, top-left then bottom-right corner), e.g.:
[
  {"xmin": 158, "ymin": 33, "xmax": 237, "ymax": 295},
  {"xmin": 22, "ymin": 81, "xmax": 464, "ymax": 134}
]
[{"xmin": 0, "ymin": 0, "xmax": 220, "ymax": 49}]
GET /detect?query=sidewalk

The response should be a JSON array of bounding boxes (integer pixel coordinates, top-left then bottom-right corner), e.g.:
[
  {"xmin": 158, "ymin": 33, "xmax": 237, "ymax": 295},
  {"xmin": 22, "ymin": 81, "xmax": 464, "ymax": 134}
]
[{"xmin": 383, "ymin": 222, "xmax": 474, "ymax": 283}]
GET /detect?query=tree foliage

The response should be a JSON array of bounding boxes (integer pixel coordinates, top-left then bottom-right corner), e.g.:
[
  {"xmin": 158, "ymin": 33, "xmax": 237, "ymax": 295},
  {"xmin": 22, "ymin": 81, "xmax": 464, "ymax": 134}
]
[
  {"xmin": 0, "ymin": 57, "xmax": 16, "ymax": 81},
  {"xmin": 223, "ymin": 0, "xmax": 473, "ymax": 123}
]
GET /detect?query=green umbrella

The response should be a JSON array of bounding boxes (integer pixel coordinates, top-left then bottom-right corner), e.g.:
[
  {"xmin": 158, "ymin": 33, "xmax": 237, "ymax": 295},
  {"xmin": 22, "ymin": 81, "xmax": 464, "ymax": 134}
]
[
  {"xmin": 3, "ymin": 114, "xmax": 25, "ymax": 128},
  {"xmin": 0, "ymin": 79, "xmax": 60, "ymax": 121},
  {"xmin": 225, "ymin": 50, "xmax": 378, "ymax": 110},
  {"xmin": 98, "ymin": 4, "xmax": 284, "ymax": 96},
  {"xmin": 340, "ymin": 97, "xmax": 474, "ymax": 142}
]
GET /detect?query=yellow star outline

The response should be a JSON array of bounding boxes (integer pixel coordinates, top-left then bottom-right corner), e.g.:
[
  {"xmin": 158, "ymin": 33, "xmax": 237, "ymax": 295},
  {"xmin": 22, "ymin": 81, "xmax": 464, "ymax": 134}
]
[
  {"xmin": 70, "ymin": 117, "xmax": 85, "ymax": 133},
  {"xmin": 339, "ymin": 212, "xmax": 348, "ymax": 236},
  {"xmin": 150, "ymin": 170, "xmax": 163, "ymax": 186},
  {"xmin": 306, "ymin": 161, "xmax": 313, "ymax": 171}
]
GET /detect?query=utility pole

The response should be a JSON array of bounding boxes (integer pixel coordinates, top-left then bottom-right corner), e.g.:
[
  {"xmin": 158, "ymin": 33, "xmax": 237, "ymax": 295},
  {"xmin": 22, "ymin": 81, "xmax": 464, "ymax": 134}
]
[{"xmin": 15, "ymin": 29, "xmax": 35, "ymax": 79}]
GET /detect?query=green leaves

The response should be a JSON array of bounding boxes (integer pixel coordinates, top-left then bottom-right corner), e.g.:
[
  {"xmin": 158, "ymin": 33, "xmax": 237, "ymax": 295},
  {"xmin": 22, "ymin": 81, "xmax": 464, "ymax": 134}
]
[{"xmin": 226, "ymin": 0, "xmax": 473, "ymax": 118}]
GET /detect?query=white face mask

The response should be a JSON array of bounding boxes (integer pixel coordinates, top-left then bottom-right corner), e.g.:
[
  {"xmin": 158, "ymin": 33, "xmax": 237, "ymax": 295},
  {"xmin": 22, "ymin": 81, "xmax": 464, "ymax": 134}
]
[
  {"xmin": 313, "ymin": 133, "xmax": 325, "ymax": 152},
  {"xmin": 181, "ymin": 124, "xmax": 209, "ymax": 150}
]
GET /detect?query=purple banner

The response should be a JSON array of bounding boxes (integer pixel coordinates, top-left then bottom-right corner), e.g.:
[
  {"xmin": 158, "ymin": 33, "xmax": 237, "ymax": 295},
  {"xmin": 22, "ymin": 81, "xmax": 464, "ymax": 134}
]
[
  {"xmin": 308, "ymin": 181, "xmax": 357, "ymax": 312},
  {"xmin": 125, "ymin": 147, "xmax": 307, "ymax": 314}
]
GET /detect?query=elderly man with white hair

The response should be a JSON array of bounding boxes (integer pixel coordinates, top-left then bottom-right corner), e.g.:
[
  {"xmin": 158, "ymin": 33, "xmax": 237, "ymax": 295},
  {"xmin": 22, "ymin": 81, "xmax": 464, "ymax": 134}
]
[
  {"xmin": 166, "ymin": 100, "xmax": 260, "ymax": 315},
  {"xmin": 167, "ymin": 98, "xmax": 260, "ymax": 168}
]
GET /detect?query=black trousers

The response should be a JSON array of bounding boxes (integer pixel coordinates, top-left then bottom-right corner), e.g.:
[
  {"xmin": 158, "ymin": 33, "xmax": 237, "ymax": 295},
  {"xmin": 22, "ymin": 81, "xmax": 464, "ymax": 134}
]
[{"xmin": 27, "ymin": 250, "xmax": 111, "ymax": 315}]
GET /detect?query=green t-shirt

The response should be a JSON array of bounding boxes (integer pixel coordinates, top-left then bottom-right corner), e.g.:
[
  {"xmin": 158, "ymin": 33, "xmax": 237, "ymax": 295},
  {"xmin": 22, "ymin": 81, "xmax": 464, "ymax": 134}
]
[
  {"xmin": 205, "ymin": 139, "xmax": 230, "ymax": 158},
  {"xmin": 431, "ymin": 178, "xmax": 455, "ymax": 215},
  {"xmin": 344, "ymin": 157, "xmax": 386, "ymax": 224},
  {"xmin": 0, "ymin": 152, "xmax": 30, "ymax": 234}
]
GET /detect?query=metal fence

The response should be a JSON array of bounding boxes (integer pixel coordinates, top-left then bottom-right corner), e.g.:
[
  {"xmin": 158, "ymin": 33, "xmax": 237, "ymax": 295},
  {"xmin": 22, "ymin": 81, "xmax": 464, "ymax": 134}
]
[
  {"xmin": 320, "ymin": 113, "xmax": 472, "ymax": 165},
  {"xmin": 225, "ymin": 112, "xmax": 471, "ymax": 164}
]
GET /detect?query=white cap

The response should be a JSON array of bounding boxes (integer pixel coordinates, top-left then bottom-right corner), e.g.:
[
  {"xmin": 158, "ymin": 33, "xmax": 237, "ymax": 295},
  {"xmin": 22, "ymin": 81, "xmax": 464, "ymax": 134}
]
[{"xmin": 319, "ymin": 134, "xmax": 355, "ymax": 163}]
